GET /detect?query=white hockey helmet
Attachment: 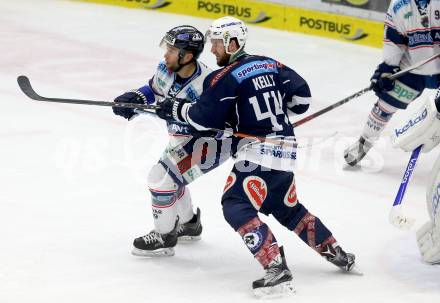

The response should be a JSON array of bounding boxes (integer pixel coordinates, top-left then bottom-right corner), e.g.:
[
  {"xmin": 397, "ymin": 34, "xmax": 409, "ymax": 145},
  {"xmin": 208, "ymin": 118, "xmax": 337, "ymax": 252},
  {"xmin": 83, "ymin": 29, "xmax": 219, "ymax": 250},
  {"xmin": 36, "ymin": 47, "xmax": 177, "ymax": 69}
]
[{"xmin": 206, "ymin": 16, "xmax": 248, "ymax": 55}]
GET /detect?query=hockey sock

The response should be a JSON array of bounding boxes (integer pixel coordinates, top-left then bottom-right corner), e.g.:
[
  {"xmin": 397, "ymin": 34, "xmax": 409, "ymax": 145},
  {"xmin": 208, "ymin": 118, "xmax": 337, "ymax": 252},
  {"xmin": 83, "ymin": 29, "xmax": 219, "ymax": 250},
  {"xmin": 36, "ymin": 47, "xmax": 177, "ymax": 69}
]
[
  {"xmin": 238, "ymin": 217, "xmax": 280, "ymax": 268},
  {"xmin": 361, "ymin": 100, "xmax": 396, "ymax": 140},
  {"xmin": 293, "ymin": 212, "xmax": 337, "ymax": 253},
  {"xmin": 149, "ymin": 187, "xmax": 182, "ymax": 234}
]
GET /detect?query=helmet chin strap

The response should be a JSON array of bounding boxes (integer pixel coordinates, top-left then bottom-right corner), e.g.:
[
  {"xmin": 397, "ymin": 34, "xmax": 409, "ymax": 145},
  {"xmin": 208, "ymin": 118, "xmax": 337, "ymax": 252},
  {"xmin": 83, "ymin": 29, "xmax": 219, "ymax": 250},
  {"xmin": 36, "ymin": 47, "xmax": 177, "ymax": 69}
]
[{"xmin": 174, "ymin": 49, "xmax": 194, "ymax": 73}]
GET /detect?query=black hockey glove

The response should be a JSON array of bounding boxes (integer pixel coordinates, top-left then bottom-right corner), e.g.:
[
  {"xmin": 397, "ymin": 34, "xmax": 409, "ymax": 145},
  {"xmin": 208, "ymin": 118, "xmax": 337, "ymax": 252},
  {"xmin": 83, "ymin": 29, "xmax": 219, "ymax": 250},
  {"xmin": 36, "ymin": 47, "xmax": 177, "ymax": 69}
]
[
  {"xmin": 112, "ymin": 90, "xmax": 147, "ymax": 120},
  {"xmin": 370, "ymin": 62, "xmax": 400, "ymax": 94},
  {"xmin": 155, "ymin": 98, "xmax": 190, "ymax": 122}
]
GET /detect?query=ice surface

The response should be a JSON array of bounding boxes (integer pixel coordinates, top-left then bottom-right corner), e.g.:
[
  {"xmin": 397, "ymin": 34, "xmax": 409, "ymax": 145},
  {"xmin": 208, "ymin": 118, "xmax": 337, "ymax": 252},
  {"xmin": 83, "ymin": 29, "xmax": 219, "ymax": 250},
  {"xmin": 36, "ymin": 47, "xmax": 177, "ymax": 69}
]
[{"xmin": 1, "ymin": 1, "xmax": 439, "ymax": 302}]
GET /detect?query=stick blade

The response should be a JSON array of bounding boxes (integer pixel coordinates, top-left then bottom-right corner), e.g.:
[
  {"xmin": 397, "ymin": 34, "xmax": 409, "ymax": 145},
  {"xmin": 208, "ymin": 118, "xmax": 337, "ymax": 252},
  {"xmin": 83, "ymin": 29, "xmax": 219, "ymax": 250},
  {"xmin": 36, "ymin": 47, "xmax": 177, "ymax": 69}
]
[
  {"xmin": 17, "ymin": 75, "xmax": 45, "ymax": 101},
  {"xmin": 389, "ymin": 206, "xmax": 415, "ymax": 230}
]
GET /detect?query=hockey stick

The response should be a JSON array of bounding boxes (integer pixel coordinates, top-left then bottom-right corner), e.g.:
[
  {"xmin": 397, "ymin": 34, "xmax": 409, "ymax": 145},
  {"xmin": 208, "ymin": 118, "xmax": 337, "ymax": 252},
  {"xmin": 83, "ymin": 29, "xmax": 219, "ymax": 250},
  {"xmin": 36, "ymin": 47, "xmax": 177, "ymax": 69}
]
[
  {"xmin": 292, "ymin": 52, "xmax": 440, "ymax": 128},
  {"xmin": 17, "ymin": 75, "xmax": 158, "ymax": 111},
  {"xmin": 389, "ymin": 144, "xmax": 423, "ymax": 230},
  {"xmin": 17, "ymin": 76, "xmax": 298, "ymax": 147}
]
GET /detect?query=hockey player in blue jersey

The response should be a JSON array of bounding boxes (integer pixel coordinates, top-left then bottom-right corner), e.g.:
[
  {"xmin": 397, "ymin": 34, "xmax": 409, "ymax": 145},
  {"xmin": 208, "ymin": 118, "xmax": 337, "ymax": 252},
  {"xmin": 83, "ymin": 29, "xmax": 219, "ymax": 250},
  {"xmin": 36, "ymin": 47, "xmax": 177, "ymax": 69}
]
[
  {"xmin": 112, "ymin": 26, "xmax": 229, "ymax": 257},
  {"xmin": 155, "ymin": 16, "xmax": 359, "ymax": 297}
]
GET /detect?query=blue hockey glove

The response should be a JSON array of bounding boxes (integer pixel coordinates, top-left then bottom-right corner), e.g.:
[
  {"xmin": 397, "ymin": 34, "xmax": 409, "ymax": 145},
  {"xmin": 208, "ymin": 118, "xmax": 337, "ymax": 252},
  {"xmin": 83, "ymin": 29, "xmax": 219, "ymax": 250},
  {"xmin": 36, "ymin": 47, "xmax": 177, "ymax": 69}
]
[
  {"xmin": 155, "ymin": 98, "xmax": 190, "ymax": 121},
  {"xmin": 113, "ymin": 86, "xmax": 155, "ymax": 120},
  {"xmin": 370, "ymin": 62, "xmax": 400, "ymax": 94},
  {"xmin": 112, "ymin": 91, "xmax": 145, "ymax": 120}
]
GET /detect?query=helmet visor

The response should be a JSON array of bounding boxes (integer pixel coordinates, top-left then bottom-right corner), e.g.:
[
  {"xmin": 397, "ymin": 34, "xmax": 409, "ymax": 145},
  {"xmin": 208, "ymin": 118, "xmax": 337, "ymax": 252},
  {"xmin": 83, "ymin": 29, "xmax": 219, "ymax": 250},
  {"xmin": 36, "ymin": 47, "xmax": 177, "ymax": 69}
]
[{"xmin": 159, "ymin": 32, "xmax": 176, "ymax": 49}]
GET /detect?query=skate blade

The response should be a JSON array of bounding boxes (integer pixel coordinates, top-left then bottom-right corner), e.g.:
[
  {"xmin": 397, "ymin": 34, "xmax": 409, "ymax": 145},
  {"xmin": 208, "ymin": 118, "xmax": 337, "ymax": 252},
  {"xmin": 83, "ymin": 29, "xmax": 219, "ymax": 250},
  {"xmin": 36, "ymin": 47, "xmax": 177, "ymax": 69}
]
[
  {"xmin": 131, "ymin": 247, "xmax": 175, "ymax": 257},
  {"xmin": 177, "ymin": 235, "xmax": 201, "ymax": 242},
  {"xmin": 253, "ymin": 280, "xmax": 295, "ymax": 299},
  {"xmin": 348, "ymin": 264, "xmax": 364, "ymax": 276},
  {"xmin": 342, "ymin": 263, "xmax": 363, "ymax": 276}
]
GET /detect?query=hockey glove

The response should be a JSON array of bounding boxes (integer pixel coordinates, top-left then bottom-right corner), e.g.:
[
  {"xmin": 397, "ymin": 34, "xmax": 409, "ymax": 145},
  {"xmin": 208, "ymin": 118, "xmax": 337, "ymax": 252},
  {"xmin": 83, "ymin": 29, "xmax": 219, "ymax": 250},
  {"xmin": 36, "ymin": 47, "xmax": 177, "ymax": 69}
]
[
  {"xmin": 370, "ymin": 62, "xmax": 400, "ymax": 94},
  {"xmin": 155, "ymin": 98, "xmax": 190, "ymax": 122},
  {"xmin": 112, "ymin": 91, "xmax": 145, "ymax": 120}
]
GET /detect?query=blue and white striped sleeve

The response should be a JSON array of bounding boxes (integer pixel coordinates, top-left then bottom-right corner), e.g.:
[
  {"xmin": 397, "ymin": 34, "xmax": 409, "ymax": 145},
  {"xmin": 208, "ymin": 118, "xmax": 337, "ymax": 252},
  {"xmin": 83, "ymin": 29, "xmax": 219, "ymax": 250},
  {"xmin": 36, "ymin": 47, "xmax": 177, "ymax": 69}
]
[{"xmin": 383, "ymin": 9, "xmax": 406, "ymax": 66}]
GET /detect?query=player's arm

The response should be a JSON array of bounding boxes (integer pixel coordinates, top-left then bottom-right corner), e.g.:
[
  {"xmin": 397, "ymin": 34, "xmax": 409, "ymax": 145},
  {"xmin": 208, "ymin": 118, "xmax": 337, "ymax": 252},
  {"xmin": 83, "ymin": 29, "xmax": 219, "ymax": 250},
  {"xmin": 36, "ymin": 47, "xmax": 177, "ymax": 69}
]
[
  {"xmin": 382, "ymin": 7, "xmax": 406, "ymax": 66},
  {"xmin": 369, "ymin": 7, "xmax": 407, "ymax": 94},
  {"xmin": 278, "ymin": 63, "xmax": 311, "ymax": 116},
  {"xmin": 156, "ymin": 72, "xmax": 237, "ymax": 131},
  {"xmin": 112, "ymin": 62, "xmax": 165, "ymax": 120}
]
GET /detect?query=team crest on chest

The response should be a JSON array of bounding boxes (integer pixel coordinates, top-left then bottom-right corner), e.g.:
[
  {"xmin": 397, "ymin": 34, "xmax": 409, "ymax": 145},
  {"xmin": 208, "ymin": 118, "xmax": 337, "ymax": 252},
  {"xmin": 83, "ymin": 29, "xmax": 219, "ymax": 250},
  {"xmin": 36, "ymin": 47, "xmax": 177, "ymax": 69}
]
[{"xmin": 243, "ymin": 176, "xmax": 267, "ymax": 210}]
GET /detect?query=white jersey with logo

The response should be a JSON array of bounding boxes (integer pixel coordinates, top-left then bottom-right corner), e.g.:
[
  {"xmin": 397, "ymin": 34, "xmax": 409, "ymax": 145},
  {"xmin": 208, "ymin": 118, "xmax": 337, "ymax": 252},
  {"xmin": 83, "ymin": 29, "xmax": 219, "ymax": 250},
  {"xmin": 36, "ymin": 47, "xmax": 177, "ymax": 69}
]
[
  {"xmin": 149, "ymin": 60, "xmax": 212, "ymax": 146},
  {"xmin": 384, "ymin": 0, "xmax": 440, "ymax": 75}
]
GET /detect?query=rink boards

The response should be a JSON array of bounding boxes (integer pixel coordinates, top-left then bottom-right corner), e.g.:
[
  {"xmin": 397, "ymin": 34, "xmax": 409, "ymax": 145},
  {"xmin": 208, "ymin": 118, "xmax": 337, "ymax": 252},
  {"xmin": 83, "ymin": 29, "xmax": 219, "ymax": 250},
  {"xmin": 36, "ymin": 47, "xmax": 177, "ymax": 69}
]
[{"xmin": 76, "ymin": 0, "xmax": 384, "ymax": 48}]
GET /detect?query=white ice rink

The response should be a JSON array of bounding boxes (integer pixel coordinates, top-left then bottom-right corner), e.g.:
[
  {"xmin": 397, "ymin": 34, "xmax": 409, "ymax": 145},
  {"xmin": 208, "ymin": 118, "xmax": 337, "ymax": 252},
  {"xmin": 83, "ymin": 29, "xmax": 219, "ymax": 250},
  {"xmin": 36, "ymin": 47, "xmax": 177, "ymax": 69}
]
[{"xmin": 1, "ymin": 0, "xmax": 439, "ymax": 302}]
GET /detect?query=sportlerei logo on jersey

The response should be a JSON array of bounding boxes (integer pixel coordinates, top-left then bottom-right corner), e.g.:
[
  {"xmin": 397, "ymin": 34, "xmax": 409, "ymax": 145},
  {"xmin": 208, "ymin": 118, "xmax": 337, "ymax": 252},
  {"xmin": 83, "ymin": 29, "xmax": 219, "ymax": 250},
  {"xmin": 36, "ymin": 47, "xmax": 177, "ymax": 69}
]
[{"xmin": 243, "ymin": 176, "xmax": 267, "ymax": 210}]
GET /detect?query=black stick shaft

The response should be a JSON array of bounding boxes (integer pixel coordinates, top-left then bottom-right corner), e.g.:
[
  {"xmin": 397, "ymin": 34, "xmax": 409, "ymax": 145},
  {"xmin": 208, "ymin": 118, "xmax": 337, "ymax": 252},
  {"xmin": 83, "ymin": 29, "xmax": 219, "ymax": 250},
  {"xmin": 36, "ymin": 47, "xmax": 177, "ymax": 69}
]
[{"xmin": 17, "ymin": 75, "xmax": 158, "ymax": 110}]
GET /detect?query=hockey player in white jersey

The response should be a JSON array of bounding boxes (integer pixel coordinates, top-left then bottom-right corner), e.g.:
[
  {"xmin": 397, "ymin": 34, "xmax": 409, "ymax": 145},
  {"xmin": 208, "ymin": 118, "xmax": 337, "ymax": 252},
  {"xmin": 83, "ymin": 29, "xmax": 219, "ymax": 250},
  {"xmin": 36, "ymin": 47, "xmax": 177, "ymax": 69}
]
[
  {"xmin": 112, "ymin": 26, "xmax": 229, "ymax": 256},
  {"xmin": 345, "ymin": 0, "xmax": 440, "ymax": 166},
  {"xmin": 391, "ymin": 90, "xmax": 440, "ymax": 264}
]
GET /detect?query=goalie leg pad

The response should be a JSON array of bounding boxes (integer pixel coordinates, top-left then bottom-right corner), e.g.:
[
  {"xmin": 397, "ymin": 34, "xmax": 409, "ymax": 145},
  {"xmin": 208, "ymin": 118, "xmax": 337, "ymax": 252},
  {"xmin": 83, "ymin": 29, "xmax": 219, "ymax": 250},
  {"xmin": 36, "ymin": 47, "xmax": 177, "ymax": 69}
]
[
  {"xmin": 392, "ymin": 95, "xmax": 440, "ymax": 153},
  {"xmin": 417, "ymin": 221, "xmax": 440, "ymax": 264},
  {"xmin": 427, "ymin": 153, "xmax": 440, "ymax": 222},
  {"xmin": 416, "ymin": 153, "xmax": 440, "ymax": 264}
]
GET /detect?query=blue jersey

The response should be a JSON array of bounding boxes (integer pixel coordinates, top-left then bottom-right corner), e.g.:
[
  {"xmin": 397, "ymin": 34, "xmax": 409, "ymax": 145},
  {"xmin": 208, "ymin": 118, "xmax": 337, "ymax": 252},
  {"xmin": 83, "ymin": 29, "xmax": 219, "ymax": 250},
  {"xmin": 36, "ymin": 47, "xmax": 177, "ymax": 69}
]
[{"xmin": 180, "ymin": 54, "xmax": 311, "ymax": 171}]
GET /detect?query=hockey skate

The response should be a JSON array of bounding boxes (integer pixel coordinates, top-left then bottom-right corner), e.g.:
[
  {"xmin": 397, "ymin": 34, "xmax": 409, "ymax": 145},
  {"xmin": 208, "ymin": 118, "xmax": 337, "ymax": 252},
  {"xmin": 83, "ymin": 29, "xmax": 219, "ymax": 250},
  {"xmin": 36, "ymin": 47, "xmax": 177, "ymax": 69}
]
[
  {"xmin": 252, "ymin": 246, "xmax": 295, "ymax": 298},
  {"xmin": 344, "ymin": 136, "xmax": 373, "ymax": 166},
  {"xmin": 177, "ymin": 207, "xmax": 202, "ymax": 242},
  {"xmin": 320, "ymin": 244, "xmax": 362, "ymax": 275},
  {"xmin": 132, "ymin": 218, "xmax": 179, "ymax": 257}
]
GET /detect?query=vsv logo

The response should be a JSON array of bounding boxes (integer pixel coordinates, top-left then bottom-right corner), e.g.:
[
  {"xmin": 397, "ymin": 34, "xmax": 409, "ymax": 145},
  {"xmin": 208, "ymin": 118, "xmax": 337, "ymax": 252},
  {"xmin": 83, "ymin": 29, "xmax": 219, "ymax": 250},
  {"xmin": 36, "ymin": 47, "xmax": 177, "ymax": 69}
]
[{"xmin": 394, "ymin": 108, "xmax": 428, "ymax": 137}]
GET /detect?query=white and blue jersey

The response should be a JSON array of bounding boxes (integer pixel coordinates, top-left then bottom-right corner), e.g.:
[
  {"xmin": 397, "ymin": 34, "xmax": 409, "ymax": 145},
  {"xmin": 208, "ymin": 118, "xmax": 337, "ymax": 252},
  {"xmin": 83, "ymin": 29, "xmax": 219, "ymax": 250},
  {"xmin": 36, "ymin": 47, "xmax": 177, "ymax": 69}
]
[
  {"xmin": 138, "ymin": 60, "xmax": 233, "ymax": 185},
  {"xmin": 180, "ymin": 54, "xmax": 312, "ymax": 172},
  {"xmin": 147, "ymin": 60, "xmax": 212, "ymax": 145},
  {"xmin": 384, "ymin": 0, "xmax": 440, "ymax": 74},
  {"xmin": 374, "ymin": 0, "xmax": 440, "ymax": 109}
]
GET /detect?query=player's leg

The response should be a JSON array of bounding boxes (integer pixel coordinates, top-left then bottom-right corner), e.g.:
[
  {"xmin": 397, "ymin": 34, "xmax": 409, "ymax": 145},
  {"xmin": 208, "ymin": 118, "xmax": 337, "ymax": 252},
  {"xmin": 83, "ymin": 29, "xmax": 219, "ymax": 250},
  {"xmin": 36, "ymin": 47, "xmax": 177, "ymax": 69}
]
[
  {"xmin": 159, "ymin": 137, "xmax": 230, "ymax": 241},
  {"xmin": 266, "ymin": 172, "xmax": 358, "ymax": 272},
  {"xmin": 344, "ymin": 73, "xmax": 426, "ymax": 166},
  {"xmin": 222, "ymin": 166, "xmax": 294, "ymax": 297},
  {"xmin": 132, "ymin": 162, "xmax": 181, "ymax": 256},
  {"xmin": 175, "ymin": 188, "xmax": 202, "ymax": 241}
]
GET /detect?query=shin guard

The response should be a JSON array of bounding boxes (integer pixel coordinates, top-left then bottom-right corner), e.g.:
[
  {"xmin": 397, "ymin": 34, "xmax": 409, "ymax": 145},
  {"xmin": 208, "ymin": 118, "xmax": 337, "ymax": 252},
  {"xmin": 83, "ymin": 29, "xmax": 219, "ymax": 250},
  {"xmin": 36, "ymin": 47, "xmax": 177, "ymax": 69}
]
[
  {"xmin": 293, "ymin": 212, "xmax": 337, "ymax": 253},
  {"xmin": 238, "ymin": 217, "xmax": 280, "ymax": 268}
]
